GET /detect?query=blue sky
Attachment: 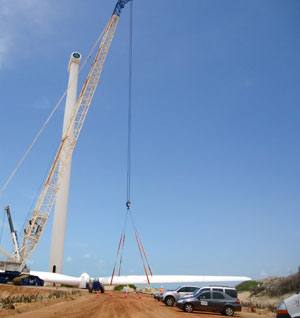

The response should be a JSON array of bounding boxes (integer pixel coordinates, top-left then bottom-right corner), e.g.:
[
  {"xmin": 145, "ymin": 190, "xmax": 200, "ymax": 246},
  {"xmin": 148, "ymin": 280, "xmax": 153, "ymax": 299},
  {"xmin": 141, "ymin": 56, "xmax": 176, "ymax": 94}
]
[{"xmin": 0, "ymin": 0, "xmax": 300, "ymax": 280}]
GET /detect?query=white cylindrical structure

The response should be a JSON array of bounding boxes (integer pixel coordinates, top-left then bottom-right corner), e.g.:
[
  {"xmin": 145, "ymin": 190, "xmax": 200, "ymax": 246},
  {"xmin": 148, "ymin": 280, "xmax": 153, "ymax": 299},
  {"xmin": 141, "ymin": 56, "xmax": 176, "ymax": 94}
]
[
  {"xmin": 99, "ymin": 275, "xmax": 252, "ymax": 285},
  {"xmin": 31, "ymin": 271, "xmax": 90, "ymax": 288},
  {"xmin": 49, "ymin": 52, "xmax": 81, "ymax": 273}
]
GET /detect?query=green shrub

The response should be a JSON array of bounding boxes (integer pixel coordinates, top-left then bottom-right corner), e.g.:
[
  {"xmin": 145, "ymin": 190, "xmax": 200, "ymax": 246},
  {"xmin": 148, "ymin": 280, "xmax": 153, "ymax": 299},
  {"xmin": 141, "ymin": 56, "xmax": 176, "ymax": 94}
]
[
  {"xmin": 128, "ymin": 284, "xmax": 137, "ymax": 290},
  {"xmin": 114, "ymin": 285, "xmax": 126, "ymax": 291},
  {"xmin": 236, "ymin": 280, "xmax": 259, "ymax": 292},
  {"xmin": 114, "ymin": 284, "xmax": 137, "ymax": 291}
]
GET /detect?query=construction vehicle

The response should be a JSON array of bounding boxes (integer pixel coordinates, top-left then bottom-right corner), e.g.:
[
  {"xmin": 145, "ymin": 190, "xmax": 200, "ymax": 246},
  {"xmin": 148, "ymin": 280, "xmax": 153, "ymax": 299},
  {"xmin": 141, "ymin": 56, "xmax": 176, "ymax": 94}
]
[
  {"xmin": 0, "ymin": 0, "xmax": 132, "ymax": 282},
  {"xmin": 87, "ymin": 279, "xmax": 105, "ymax": 293},
  {"xmin": 0, "ymin": 207, "xmax": 44, "ymax": 285},
  {"xmin": 0, "ymin": 269, "xmax": 44, "ymax": 286}
]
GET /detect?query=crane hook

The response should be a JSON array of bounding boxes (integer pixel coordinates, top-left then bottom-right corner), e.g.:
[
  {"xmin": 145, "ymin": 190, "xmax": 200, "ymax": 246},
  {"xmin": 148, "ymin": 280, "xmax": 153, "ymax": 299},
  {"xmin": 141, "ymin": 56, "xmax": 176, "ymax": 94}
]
[{"xmin": 126, "ymin": 200, "xmax": 131, "ymax": 210}]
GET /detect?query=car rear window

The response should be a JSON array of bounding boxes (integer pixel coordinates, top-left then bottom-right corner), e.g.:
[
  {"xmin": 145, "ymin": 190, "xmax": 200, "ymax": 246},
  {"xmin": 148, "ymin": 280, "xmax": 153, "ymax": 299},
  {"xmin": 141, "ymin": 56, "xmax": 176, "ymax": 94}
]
[{"xmin": 225, "ymin": 289, "xmax": 237, "ymax": 298}]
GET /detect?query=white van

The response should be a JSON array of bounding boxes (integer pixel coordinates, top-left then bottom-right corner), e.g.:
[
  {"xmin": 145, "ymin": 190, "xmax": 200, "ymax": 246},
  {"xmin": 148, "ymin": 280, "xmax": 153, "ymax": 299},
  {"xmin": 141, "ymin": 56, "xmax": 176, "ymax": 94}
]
[{"xmin": 277, "ymin": 293, "xmax": 300, "ymax": 318}]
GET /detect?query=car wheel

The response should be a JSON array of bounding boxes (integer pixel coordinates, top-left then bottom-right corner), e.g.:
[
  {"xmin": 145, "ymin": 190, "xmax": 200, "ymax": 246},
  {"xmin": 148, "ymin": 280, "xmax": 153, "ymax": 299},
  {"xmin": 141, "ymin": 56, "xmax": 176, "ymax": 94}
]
[
  {"xmin": 165, "ymin": 296, "xmax": 175, "ymax": 307},
  {"xmin": 184, "ymin": 303, "xmax": 194, "ymax": 313},
  {"xmin": 224, "ymin": 306, "xmax": 234, "ymax": 316}
]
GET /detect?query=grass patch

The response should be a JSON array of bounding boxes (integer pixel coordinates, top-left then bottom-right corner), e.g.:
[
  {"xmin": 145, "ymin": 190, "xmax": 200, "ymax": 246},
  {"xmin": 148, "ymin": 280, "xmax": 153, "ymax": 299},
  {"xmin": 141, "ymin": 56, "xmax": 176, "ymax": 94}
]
[
  {"xmin": 237, "ymin": 271, "xmax": 300, "ymax": 297},
  {"xmin": 236, "ymin": 280, "xmax": 259, "ymax": 292},
  {"xmin": 114, "ymin": 284, "xmax": 137, "ymax": 291}
]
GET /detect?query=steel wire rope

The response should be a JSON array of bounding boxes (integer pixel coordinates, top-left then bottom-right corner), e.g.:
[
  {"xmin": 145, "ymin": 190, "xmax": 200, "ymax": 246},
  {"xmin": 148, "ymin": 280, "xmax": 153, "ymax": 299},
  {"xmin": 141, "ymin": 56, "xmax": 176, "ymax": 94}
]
[
  {"xmin": 0, "ymin": 27, "xmax": 106, "ymax": 200},
  {"xmin": 112, "ymin": 2, "xmax": 152, "ymax": 286},
  {"xmin": 110, "ymin": 2, "xmax": 134, "ymax": 284},
  {"xmin": 126, "ymin": 0, "xmax": 134, "ymax": 207},
  {"xmin": 111, "ymin": 2, "xmax": 153, "ymax": 285},
  {"xmin": 117, "ymin": 208, "xmax": 130, "ymax": 275},
  {"xmin": 110, "ymin": 210, "xmax": 129, "ymax": 284},
  {"xmin": 118, "ymin": 0, "xmax": 135, "ymax": 278},
  {"xmin": 126, "ymin": 2, "xmax": 152, "ymax": 282},
  {"xmin": 128, "ymin": 209, "xmax": 152, "ymax": 275}
]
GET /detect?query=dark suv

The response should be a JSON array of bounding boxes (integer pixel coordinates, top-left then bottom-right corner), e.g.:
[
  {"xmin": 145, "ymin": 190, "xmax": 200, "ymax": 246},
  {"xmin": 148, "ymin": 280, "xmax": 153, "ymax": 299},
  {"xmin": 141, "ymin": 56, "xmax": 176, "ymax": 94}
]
[
  {"xmin": 176, "ymin": 290, "xmax": 241, "ymax": 316},
  {"xmin": 194, "ymin": 286, "xmax": 238, "ymax": 299}
]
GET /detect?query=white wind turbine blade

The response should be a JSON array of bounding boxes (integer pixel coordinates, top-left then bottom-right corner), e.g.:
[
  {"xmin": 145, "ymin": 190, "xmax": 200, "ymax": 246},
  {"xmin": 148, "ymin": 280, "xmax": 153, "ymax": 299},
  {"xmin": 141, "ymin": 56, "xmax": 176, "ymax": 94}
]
[{"xmin": 100, "ymin": 275, "xmax": 252, "ymax": 285}]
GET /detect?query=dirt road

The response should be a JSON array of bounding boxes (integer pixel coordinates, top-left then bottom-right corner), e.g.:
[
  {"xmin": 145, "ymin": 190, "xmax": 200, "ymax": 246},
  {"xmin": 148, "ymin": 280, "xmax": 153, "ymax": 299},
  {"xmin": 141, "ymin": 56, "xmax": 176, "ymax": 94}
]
[{"xmin": 2, "ymin": 292, "xmax": 274, "ymax": 318}]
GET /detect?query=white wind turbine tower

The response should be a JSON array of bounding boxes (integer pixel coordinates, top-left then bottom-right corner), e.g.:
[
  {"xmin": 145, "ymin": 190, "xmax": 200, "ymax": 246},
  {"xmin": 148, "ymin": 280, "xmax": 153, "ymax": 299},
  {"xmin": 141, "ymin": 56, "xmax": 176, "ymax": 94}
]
[{"xmin": 49, "ymin": 52, "xmax": 81, "ymax": 274}]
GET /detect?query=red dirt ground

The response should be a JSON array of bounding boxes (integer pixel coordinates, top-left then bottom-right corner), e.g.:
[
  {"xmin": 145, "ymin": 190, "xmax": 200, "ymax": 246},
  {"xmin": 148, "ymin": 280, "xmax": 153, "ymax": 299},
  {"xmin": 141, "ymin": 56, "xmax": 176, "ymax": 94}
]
[{"xmin": 1, "ymin": 290, "xmax": 275, "ymax": 318}]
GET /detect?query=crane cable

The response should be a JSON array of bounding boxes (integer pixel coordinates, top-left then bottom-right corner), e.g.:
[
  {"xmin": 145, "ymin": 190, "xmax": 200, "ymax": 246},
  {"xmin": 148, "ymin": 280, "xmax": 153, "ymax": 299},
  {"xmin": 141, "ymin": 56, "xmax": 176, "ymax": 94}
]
[
  {"xmin": 129, "ymin": 210, "xmax": 153, "ymax": 282},
  {"xmin": 131, "ymin": 214, "xmax": 152, "ymax": 276},
  {"xmin": 110, "ymin": 1, "xmax": 133, "ymax": 283},
  {"xmin": 126, "ymin": 0, "xmax": 133, "ymax": 210},
  {"xmin": 110, "ymin": 2, "xmax": 153, "ymax": 286},
  {"xmin": 110, "ymin": 209, "xmax": 128, "ymax": 284},
  {"xmin": 0, "ymin": 27, "xmax": 106, "ymax": 199}
]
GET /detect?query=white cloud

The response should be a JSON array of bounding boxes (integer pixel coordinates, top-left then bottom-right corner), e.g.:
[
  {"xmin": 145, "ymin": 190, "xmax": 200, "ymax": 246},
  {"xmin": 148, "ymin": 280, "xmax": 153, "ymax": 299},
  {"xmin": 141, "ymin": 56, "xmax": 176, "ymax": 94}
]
[
  {"xmin": 66, "ymin": 256, "xmax": 73, "ymax": 262},
  {"xmin": 83, "ymin": 253, "xmax": 91, "ymax": 259},
  {"xmin": 0, "ymin": 0, "xmax": 57, "ymax": 68},
  {"xmin": 0, "ymin": 0, "xmax": 53, "ymax": 27}
]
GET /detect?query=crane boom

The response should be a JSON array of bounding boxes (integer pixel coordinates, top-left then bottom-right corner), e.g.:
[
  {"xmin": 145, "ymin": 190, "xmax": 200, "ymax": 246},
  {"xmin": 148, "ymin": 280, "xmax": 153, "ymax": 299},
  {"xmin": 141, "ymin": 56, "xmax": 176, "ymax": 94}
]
[
  {"xmin": 4, "ymin": 206, "xmax": 20, "ymax": 262},
  {"xmin": 18, "ymin": 0, "xmax": 132, "ymax": 270}
]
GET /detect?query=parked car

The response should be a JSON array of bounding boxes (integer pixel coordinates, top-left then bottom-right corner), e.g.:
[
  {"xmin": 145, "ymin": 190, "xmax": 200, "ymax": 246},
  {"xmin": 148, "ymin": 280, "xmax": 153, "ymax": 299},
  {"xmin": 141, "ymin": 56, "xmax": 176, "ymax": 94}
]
[
  {"xmin": 176, "ymin": 290, "xmax": 241, "ymax": 316},
  {"xmin": 193, "ymin": 286, "xmax": 238, "ymax": 299},
  {"xmin": 162, "ymin": 285, "xmax": 238, "ymax": 307},
  {"xmin": 162, "ymin": 286, "xmax": 200, "ymax": 306},
  {"xmin": 276, "ymin": 292, "xmax": 300, "ymax": 318}
]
